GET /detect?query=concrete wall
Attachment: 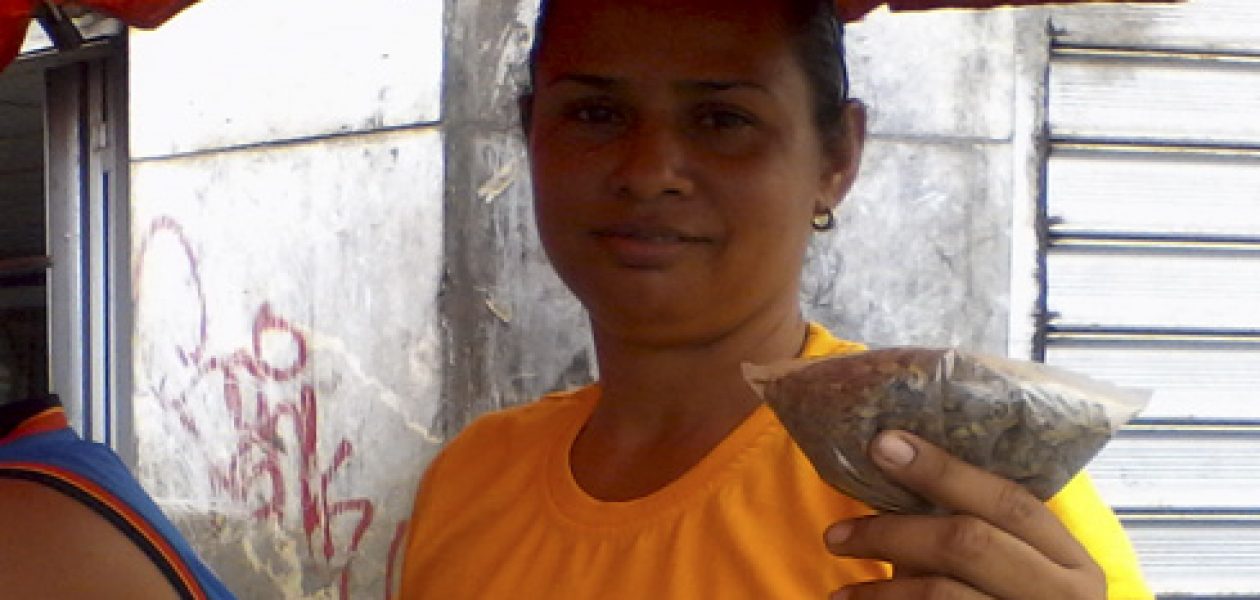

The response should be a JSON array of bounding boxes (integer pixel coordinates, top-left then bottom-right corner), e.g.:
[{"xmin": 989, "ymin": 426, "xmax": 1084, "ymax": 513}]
[
  {"xmin": 807, "ymin": 8, "xmax": 1021, "ymax": 354},
  {"xmin": 438, "ymin": 0, "xmax": 598, "ymax": 438},
  {"xmin": 128, "ymin": 1, "xmax": 445, "ymax": 597}
]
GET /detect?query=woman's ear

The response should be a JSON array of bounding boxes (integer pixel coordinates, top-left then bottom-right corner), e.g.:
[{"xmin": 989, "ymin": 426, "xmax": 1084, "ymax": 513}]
[{"xmin": 820, "ymin": 99, "xmax": 867, "ymax": 211}]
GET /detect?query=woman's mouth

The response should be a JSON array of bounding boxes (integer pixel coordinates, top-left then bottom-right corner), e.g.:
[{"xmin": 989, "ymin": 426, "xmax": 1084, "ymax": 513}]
[{"xmin": 590, "ymin": 224, "xmax": 712, "ymax": 268}]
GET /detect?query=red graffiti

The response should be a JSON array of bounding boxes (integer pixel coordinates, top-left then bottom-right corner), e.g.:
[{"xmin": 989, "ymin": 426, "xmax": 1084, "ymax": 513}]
[
  {"xmin": 133, "ymin": 216, "xmax": 209, "ymax": 438},
  {"xmin": 385, "ymin": 520, "xmax": 409, "ymax": 599},
  {"xmin": 135, "ymin": 217, "xmax": 396, "ymax": 598}
]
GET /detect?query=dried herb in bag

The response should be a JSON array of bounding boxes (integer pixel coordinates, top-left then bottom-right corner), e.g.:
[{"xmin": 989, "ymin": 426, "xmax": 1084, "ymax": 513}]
[{"xmin": 744, "ymin": 348, "xmax": 1149, "ymax": 514}]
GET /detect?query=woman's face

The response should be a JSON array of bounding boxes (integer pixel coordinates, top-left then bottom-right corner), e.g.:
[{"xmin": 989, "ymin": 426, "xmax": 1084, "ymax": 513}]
[{"xmin": 527, "ymin": 0, "xmax": 864, "ymax": 345}]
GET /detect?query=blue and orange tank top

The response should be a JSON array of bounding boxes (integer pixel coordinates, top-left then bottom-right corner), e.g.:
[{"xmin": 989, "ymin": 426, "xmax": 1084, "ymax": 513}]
[{"xmin": 0, "ymin": 395, "xmax": 235, "ymax": 600}]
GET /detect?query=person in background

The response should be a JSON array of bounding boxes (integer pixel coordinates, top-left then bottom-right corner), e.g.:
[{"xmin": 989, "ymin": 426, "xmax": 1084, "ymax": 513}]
[
  {"xmin": 0, "ymin": 394, "xmax": 235, "ymax": 599},
  {"xmin": 400, "ymin": 0, "xmax": 1151, "ymax": 598}
]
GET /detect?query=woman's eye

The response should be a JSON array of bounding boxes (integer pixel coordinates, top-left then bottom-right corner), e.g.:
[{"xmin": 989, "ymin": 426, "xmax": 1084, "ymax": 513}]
[
  {"xmin": 698, "ymin": 109, "xmax": 754, "ymax": 130},
  {"xmin": 570, "ymin": 105, "xmax": 621, "ymax": 124}
]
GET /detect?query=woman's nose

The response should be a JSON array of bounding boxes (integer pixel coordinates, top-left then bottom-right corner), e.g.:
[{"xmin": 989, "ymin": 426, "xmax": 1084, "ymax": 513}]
[{"xmin": 610, "ymin": 121, "xmax": 695, "ymax": 201}]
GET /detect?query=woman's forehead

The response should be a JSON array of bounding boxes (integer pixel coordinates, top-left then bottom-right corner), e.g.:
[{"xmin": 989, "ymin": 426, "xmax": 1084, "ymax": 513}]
[
  {"xmin": 541, "ymin": 0, "xmax": 797, "ymax": 20},
  {"xmin": 539, "ymin": 0, "xmax": 799, "ymax": 45},
  {"xmin": 535, "ymin": 0, "xmax": 800, "ymax": 80}
]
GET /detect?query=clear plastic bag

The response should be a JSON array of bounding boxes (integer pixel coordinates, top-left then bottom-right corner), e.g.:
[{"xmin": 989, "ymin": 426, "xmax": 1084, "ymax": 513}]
[{"xmin": 744, "ymin": 348, "xmax": 1150, "ymax": 514}]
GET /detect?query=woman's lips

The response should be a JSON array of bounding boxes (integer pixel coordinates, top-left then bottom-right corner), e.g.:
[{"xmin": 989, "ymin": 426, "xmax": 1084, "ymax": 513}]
[{"xmin": 590, "ymin": 225, "xmax": 712, "ymax": 268}]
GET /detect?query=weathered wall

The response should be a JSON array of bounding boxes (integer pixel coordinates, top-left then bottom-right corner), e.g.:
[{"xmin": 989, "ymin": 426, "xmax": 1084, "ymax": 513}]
[
  {"xmin": 438, "ymin": 0, "xmax": 596, "ymax": 438},
  {"xmin": 439, "ymin": 5, "xmax": 1027, "ymax": 438},
  {"xmin": 128, "ymin": 0, "xmax": 445, "ymax": 597},
  {"xmin": 804, "ymin": 8, "xmax": 1018, "ymax": 353}
]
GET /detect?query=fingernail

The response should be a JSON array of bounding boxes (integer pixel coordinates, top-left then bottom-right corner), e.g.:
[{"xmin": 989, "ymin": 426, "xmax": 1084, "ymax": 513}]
[
  {"xmin": 826, "ymin": 521, "xmax": 853, "ymax": 547},
  {"xmin": 874, "ymin": 431, "xmax": 916, "ymax": 468},
  {"xmin": 831, "ymin": 589, "xmax": 851, "ymax": 600}
]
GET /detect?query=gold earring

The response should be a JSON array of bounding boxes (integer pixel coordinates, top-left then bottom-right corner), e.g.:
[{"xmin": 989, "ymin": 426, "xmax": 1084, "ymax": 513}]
[{"xmin": 811, "ymin": 208, "xmax": 836, "ymax": 232}]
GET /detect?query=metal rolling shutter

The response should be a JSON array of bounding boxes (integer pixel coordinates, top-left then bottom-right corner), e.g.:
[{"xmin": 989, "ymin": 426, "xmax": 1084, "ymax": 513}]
[{"xmin": 1045, "ymin": 1, "xmax": 1260, "ymax": 596}]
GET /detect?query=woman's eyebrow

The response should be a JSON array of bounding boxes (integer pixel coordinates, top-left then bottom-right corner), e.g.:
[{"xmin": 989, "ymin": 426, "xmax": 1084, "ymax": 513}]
[
  {"xmin": 677, "ymin": 79, "xmax": 771, "ymax": 95},
  {"xmin": 546, "ymin": 74, "xmax": 770, "ymax": 96},
  {"xmin": 548, "ymin": 73, "xmax": 620, "ymax": 89}
]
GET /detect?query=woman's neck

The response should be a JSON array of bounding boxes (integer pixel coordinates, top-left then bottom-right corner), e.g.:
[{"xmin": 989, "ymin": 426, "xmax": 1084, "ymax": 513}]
[
  {"xmin": 591, "ymin": 310, "xmax": 808, "ymax": 433},
  {"xmin": 569, "ymin": 305, "xmax": 809, "ymax": 501}
]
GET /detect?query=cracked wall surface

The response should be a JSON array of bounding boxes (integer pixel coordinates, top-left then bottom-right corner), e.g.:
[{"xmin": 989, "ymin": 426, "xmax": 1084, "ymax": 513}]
[{"xmin": 129, "ymin": 1, "xmax": 445, "ymax": 597}]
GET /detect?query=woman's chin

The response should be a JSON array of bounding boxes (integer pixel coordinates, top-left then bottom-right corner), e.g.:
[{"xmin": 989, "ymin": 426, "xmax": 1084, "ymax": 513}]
[{"xmin": 588, "ymin": 306, "xmax": 732, "ymax": 348}]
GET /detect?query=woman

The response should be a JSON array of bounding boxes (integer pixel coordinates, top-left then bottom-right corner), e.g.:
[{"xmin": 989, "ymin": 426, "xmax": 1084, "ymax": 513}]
[{"xmin": 401, "ymin": 0, "xmax": 1150, "ymax": 598}]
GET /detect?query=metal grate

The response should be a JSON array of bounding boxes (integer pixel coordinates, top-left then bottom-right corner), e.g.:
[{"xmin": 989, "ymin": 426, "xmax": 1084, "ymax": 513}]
[{"xmin": 1044, "ymin": 26, "xmax": 1260, "ymax": 597}]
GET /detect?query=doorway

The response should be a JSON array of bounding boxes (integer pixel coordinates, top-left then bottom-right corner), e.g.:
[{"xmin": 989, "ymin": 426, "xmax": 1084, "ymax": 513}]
[
  {"xmin": 0, "ymin": 28, "xmax": 129, "ymax": 450},
  {"xmin": 0, "ymin": 63, "xmax": 48, "ymax": 405}
]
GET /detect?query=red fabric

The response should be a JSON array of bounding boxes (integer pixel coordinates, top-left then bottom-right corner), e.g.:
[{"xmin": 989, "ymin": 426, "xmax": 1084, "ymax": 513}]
[
  {"xmin": 0, "ymin": 0, "xmax": 1184, "ymax": 75},
  {"xmin": 0, "ymin": 0, "xmax": 195, "ymax": 72},
  {"xmin": 69, "ymin": 0, "xmax": 198, "ymax": 28},
  {"xmin": 837, "ymin": 0, "xmax": 1179, "ymax": 22},
  {"xmin": 0, "ymin": 407, "xmax": 68, "ymax": 445},
  {"xmin": 0, "ymin": 0, "xmax": 35, "ymax": 70}
]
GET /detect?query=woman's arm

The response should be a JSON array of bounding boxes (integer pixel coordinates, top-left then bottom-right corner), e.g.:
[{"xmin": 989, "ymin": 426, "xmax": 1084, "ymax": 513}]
[{"xmin": 0, "ymin": 478, "xmax": 181, "ymax": 599}]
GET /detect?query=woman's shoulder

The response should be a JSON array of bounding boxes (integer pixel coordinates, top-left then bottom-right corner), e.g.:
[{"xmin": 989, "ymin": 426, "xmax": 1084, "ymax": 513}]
[
  {"xmin": 426, "ymin": 385, "xmax": 596, "ymax": 476},
  {"xmin": 410, "ymin": 386, "xmax": 596, "ymax": 527},
  {"xmin": 455, "ymin": 385, "xmax": 593, "ymax": 443},
  {"xmin": 803, "ymin": 322, "xmax": 867, "ymax": 358},
  {"xmin": 0, "ymin": 478, "xmax": 184, "ymax": 599}
]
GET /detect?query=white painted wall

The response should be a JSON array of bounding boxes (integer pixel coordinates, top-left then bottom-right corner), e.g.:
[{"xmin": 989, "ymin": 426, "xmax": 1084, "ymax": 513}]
[
  {"xmin": 129, "ymin": 0, "xmax": 443, "ymax": 157},
  {"xmin": 128, "ymin": 1, "xmax": 445, "ymax": 597}
]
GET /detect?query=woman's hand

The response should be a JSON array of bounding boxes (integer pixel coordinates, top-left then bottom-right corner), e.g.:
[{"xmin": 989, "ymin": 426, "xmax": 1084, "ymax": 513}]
[{"xmin": 825, "ymin": 430, "xmax": 1106, "ymax": 600}]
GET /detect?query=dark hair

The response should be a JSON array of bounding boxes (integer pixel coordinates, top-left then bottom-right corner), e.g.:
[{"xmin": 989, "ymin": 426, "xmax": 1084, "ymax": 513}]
[{"xmin": 524, "ymin": 0, "xmax": 852, "ymax": 150}]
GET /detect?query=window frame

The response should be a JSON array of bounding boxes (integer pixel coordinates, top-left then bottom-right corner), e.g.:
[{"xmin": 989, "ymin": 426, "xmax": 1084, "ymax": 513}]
[{"xmin": 8, "ymin": 28, "xmax": 131, "ymax": 460}]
